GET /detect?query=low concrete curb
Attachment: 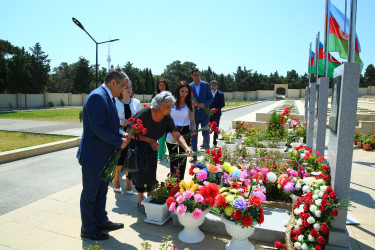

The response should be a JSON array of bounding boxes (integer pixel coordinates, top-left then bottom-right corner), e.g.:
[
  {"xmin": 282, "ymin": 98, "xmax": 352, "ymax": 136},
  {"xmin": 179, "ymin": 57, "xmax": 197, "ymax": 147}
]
[{"xmin": 0, "ymin": 137, "xmax": 81, "ymax": 164}]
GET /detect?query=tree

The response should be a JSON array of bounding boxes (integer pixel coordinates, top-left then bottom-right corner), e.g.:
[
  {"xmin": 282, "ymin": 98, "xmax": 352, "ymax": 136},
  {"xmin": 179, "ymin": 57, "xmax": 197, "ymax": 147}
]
[
  {"xmin": 71, "ymin": 57, "xmax": 94, "ymax": 94},
  {"xmin": 0, "ymin": 39, "xmax": 17, "ymax": 93},
  {"xmin": 7, "ymin": 47, "xmax": 32, "ymax": 94},
  {"xmin": 122, "ymin": 62, "xmax": 143, "ymax": 94},
  {"xmin": 364, "ymin": 64, "xmax": 375, "ymax": 87},
  {"xmin": 47, "ymin": 62, "xmax": 74, "ymax": 93},
  {"xmin": 29, "ymin": 42, "xmax": 50, "ymax": 93},
  {"xmin": 233, "ymin": 66, "xmax": 253, "ymax": 91},
  {"xmin": 160, "ymin": 60, "xmax": 196, "ymax": 91},
  {"xmin": 284, "ymin": 70, "xmax": 300, "ymax": 89}
]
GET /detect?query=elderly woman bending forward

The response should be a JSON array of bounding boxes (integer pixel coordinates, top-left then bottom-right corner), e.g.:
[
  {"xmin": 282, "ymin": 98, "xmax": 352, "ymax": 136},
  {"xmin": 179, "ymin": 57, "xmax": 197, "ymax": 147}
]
[{"xmin": 128, "ymin": 91, "xmax": 192, "ymax": 213}]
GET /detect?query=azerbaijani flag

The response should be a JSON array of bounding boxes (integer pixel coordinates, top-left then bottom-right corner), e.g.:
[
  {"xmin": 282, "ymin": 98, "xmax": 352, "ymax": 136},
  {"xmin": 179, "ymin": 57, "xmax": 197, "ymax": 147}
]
[
  {"xmin": 327, "ymin": 2, "xmax": 363, "ymax": 69},
  {"xmin": 310, "ymin": 42, "xmax": 341, "ymax": 77}
]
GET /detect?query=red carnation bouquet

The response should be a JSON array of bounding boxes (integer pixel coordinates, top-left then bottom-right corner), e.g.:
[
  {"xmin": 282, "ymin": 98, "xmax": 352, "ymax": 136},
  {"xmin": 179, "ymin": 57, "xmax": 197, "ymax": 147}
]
[
  {"xmin": 275, "ymin": 185, "xmax": 349, "ymax": 250},
  {"xmin": 101, "ymin": 118, "xmax": 147, "ymax": 181}
]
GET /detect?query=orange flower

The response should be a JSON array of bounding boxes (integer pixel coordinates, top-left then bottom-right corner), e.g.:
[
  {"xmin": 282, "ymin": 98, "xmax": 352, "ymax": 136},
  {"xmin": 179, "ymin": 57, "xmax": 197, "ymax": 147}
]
[{"xmin": 208, "ymin": 165, "xmax": 218, "ymax": 172}]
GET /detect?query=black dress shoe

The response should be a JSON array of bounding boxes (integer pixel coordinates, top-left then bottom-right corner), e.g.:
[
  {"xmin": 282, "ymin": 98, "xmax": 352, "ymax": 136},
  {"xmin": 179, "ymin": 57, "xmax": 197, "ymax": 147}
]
[
  {"xmin": 199, "ymin": 144, "xmax": 204, "ymax": 149},
  {"xmin": 97, "ymin": 221, "xmax": 124, "ymax": 231},
  {"xmin": 81, "ymin": 231, "xmax": 109, "ymax": 240}
]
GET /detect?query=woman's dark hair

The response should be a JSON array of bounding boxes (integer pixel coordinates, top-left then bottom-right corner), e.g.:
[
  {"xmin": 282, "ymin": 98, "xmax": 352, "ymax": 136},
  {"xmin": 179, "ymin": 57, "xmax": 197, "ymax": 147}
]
[
  {"xmin": 174, "ymin": 81, "xmax": 193, "ymax": 111},
  {"xmin": 155, "ymin": 78, "xmax": 170, "ymax": 93}
]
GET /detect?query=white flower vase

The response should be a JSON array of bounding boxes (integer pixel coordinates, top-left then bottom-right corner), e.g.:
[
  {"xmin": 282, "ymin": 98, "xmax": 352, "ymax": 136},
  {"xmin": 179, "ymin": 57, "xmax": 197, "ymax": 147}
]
[
  {"xmin": 177, "ymin": 209, "xmax": 209, "ymax": 243},
  {"xmin": 217, "ymin": 139, "xmax": 224, "ymax": 147},
  {"xmin": 141, "ymin": 196, "xmax": 170, "ymax": 225},
  {"xmin": 235, "ymin": 138, "xmax": 243, "ymax": 146},
  {"xmin": 221, "ymin": 216, "xmax": 255, "ymax": 250}
]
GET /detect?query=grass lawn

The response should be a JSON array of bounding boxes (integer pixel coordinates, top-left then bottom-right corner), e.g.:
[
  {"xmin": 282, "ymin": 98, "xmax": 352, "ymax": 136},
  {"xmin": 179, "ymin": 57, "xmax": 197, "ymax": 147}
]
[
  {"xmin": 223, "ymin": 101, "xmax": 255, "ymax": 109},
  {"xmin": 0, "ymin": 131, "xmax": 76, "ymax": 152},
  {"xmin": 0, "ymin": 108, "xmax": 82, "ymax": 123}
]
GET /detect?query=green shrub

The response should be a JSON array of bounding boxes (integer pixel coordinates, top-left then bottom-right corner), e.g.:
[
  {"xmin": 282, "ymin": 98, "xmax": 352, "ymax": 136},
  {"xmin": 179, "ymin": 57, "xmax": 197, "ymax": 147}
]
[
  {"xmin": 60, "ymin": 99, "xmax": 65, "ymax": 106},
  {"xmin": 265, "ymin": 111, "xmax": 286, "ymax": 141},
  {"xmin": 48, "ymin": 101, "xmax": 54, "ymax": 107},
  {"xmin": 79, "ymin": 110, "xmax": 83, "ymax": 123}
]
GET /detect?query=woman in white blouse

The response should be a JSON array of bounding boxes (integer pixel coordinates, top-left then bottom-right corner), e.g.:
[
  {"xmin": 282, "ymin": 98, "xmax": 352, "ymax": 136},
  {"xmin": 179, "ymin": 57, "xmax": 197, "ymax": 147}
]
[
  {"xmin": 114, "ymin": 80, "xmax": 141, "ymax": 193},
  {"xmin": 166, "ymin": 81, "xmax": 196, "ymax": 180}
]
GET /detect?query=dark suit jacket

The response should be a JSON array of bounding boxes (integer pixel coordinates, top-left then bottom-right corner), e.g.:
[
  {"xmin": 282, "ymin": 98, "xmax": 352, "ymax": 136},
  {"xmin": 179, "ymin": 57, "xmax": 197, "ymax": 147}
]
[
  {"xmin": 189, "ymin": 81, "xmax": 213, "ymax": 116},
  {"xmin": 76, "ymin": 86, "xmax": 124, "ymax": 169},
  {"xmin": 209, "ymin": 90, "xmax": 225, "ymax": 118}
]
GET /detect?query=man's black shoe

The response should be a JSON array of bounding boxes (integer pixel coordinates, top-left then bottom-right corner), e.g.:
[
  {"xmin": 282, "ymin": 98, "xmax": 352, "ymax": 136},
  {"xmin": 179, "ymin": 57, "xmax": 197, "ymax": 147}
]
[
  {"xmin": 97, "ymin": 221, "xmax": 124, "ymax": 231},
  {"xmin": 199, "ymin": 144, "xmax": 204, "ymax": 149},
  {"xmin": 81, "ymin": 231, "xmax": 109, "ymax": 240},
  {"xmin": 189, "ymin": 156, "xmax": 197, "ymax": 163}
]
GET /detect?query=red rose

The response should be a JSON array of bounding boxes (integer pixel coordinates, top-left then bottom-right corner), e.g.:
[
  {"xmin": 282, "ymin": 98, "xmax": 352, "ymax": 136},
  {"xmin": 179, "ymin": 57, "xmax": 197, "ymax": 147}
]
[
  {"xmin": 232, "ymin": 210, "xmax": 242, "ymax": 221},
  {"xmin": 241, "ymin": 216, "xmax": 252, "ymax": 226},
  {"xmin": 321, "ymin": 198, "xmax": 329, "ymax": 207},
  {"xmin": 320, "ymin": 206, "xmax": 326, "ymax": 212},
  {"xmin": 299, "ymin": 225, "xmax": 305, "ymax": 232},
  {"xmin": 303, "ymin": 205, "xmax": 309, "ymax": 212},
  {"xmin": 317, "ymin": 236, "xmax": 326, "ymax": 245},
  {"xmin": 249, "ymin": 196, "xmax": 262, "ymax": 207},
  {"xmin": 310, "ymin": 229, "xmax": 319, "ymax": 237},
  {"xmin": 166, "ymin": 197, "xmax": 175, "ymax": 207},
  {"xmin": 317, "ymin": 156, "xmax": 325, "ymax": 162},
  {"xmin": 258, "ymin": 214, "xmax": 264, "ymax": 223},
  {"xmin": 326, "ymin": 186, "xmax": 333, "ymax": 193},
  {"xmin": 314, "ymin": 246, "xmax": 322, "ymax": 250},
  {"xmin": 322, "ymin": 193, "xmax": 328, "ymax": 199},
  {"xmin": 323, "ymin": 175, "xmax": 329, "ymax": 181},
  {"xmin": 274, "ymin": 241, "xmax": 283, "ymax": 249},
  {"xmin": 329, "ymin": 192, "xmax": 337, "ymax": 199},
  {"xmin": 322, "ymin": 165, "xmax": 330, "ymax": 171},
  {"xmin": 303, "ymin": 220, "xmax": 310, "ymax": 227},
  {"xmin": 215, "ymin": 194, "xmax": 226, "ymax": 208},
  {"xmin": 320, "ymin": 222, "xmax": 329, "ymax": 234},
  {"xmin": 330, "ymin": 209, "xmax": 338, "ymax": 216},
  {"xmin": 292, "ymin": 235, "xmax": 298, "ymax": 242}
]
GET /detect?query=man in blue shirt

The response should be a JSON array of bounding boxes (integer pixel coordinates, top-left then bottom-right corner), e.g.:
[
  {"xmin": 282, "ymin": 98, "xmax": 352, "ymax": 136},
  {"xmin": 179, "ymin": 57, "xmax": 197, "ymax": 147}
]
[{"xmin": 189, "ymin": 69, "xmax": 213, "ymax": 163}]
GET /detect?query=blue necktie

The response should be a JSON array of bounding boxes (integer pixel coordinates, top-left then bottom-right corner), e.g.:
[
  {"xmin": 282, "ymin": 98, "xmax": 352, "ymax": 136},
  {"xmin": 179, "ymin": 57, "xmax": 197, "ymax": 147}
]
[{"xmin": 112, "ymin": 98, "xmax": 116, "ymax": 108}]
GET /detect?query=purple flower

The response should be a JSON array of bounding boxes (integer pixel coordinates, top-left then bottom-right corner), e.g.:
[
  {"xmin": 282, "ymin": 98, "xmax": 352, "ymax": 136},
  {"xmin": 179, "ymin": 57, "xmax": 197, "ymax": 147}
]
[
  {"xmin": 284, "ymin": 181, "xmax": 295, "ymax": 192},
  {"xmin": 233, "ymin": 198, "xmax": 247, "ymax": 210}
]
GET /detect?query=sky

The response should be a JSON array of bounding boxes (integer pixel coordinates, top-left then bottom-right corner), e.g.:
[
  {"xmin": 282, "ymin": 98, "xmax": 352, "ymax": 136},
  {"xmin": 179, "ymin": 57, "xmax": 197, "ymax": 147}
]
[{"xmin": 2, "ymin": 0, "xmax": 374, "ymax": 78}]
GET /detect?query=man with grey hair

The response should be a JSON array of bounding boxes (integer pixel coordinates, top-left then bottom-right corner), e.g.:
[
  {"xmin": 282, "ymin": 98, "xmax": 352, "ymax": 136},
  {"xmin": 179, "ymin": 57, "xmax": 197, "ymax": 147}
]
[{"xmin": 77, "ymin": 67, "xmax": 130, "ymax": 240}]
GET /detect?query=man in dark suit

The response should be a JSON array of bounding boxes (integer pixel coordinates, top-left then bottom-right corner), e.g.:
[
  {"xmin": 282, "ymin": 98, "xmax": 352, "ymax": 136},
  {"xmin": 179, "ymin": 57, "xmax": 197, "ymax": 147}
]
[
  {"xmin": 189, "ymin": 69, "xmax": 213, "ymax": 163},
  {"xmin": 76, "ymin": 68, "xmax": 130, "ymax": 240},
  {"xmin": 209, "ymin": 80, "xmax": 225, "ymax": 147}
]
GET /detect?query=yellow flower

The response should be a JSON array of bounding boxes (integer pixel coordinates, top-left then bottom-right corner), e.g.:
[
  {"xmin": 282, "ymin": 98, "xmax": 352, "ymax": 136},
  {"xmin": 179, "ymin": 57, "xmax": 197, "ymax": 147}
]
[
  {"xmin": 278, "ymin": 184, "xmax": 281, "ymax": 189},
  {"xmin": 224, "ymin": 206, "xmax": 234, "ymax": 216},
  {"xmin": 219, "ymin": 187, "xmax": 229, "ymax": 193},
  {"xmin": 222, "ymin": 192, "xmax": 229, "ymax": 196},
  {"xmin": 225, "ymin": 195, "xmax": 235, "ymax": 203},
  {"xmin": 191, "ymin": 184, "xmax": 199, "ymax": 192},
  {"xmin": 180, "ymin": 188, "xmax": 184, "ymax": 194},
  {"xmin": 179, "ymin": 180, "xmax": 186, "ymax": 189},
  {"xmin": 230, "ymin": 189, "xmax": 239, "ymax": 194},
  {"xmin": 236, "ymin": 195, "xmax": 243, "ymax": 199},
  {"xmin": 222, "ymin": 162, "xmax": 232, "ymax": 172}
]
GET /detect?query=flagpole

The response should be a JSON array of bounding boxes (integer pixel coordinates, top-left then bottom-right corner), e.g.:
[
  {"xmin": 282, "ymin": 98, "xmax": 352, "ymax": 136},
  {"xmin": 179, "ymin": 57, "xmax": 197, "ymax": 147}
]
[
  {"xmin": 348, "ymin": 0, "xmax": 357, "ymax": 62},
  {"xmin": 308, "ymin": 42, "xmax": 312, "ymax": 83},
  {"xmin": 315, "ymin": 32, "xmax": 320, "ymax": 83},
  {"xmin": 324, "ymin": 0, "xmax": 330, "ymax": 77}
]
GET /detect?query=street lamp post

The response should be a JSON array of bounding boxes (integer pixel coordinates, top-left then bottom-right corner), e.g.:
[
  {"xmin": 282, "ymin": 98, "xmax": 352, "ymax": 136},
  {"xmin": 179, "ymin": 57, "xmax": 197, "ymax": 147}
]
[{"xmin": 72, "ymin": 17, "xmax": 119, "ymax": 88}]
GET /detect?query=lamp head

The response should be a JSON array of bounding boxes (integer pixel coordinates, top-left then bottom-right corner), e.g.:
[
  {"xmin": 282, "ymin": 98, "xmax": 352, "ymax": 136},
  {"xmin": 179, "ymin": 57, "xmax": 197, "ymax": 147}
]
[{"xmin": 72, "ymin": 17, "xmax": 85, "ymax": 30}]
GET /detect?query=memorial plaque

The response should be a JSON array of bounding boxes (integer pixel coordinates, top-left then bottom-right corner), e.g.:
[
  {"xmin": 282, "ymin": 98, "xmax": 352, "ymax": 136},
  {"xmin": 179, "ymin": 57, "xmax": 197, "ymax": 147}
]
[{"xmin": 329, "ymin": 76, "xmax": 341, "ymax": 134}]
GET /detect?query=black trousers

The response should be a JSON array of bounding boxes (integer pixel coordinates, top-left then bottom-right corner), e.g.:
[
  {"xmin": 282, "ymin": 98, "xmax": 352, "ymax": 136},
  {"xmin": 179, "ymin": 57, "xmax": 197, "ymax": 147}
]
[
  {"xmin": 166, "ymin": 125, "xmax": 190, "ymax": 180},
  {"xmin": 210, "ymin": 115, "xmax": 221, "ymax": 146}
]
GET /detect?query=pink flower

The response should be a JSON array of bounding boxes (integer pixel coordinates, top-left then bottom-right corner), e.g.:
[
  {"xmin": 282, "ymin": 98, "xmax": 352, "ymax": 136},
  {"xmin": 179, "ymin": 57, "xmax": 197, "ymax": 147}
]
[
  {"xmin": 169, "ymin": 202, "xmax": 176, "ymax": 212},
  {"xmin": 194, "ymin": 194, "xmax": 205, "ymax": 203},
  {"xmin": 176, "ymin": 204, "xmax": 187, "ymax": 215},
  {"xmin": 183, "ymin": 190, "xmax": 194, "ymax": 199},
  {"xmin": 192, "ymin": 208, "xmax": 203, "ymax": 219},
  {"xmin": 176, "ymin": 195, "xmax": 186, "ymax": 204},
  {"xmin": 244, "ymin": 179, "xmax": 252, "ymax": 186},
  {"xmin": 196, "ymin": 170, "xmax": 208, "ymax": 181},
  {"xmin": 238, "ymin": 171, "xmax": 248, "ymax": 181},
  {"xmin": 253, "ymin": 190, "xmax": 267, "ymax": 203},
  {"xmin": 250, "ymin": 169, "xmax": 257, "ymax": 175},
  {"xmin": 261, "ymin": 168, "xmax": 270, "ymax": 175}
]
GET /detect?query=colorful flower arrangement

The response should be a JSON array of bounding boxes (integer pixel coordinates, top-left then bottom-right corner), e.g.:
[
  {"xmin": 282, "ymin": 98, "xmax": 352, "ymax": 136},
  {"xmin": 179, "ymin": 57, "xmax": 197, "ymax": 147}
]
[
  {"xmin": 150, "ymin": 174, "xmax": 180, "ymax": 205},
  {"xmin": 275, "ymin": 184, "xmax": 348, "ymax": 250},
  {"xmin": 166, "ymin": 181, "xmax": 220, "ymax": 219}
]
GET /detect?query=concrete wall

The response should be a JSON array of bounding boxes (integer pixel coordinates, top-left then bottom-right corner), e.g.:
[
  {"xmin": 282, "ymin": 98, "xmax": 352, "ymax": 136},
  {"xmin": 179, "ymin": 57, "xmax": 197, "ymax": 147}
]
[
  {"xmin": 0, "ymin": 94, "xmax": 17, "ymax": 108},
  {"xmin": 256, "ymin": 90, "xmax": 274, "ymax": 100},
  {"xmin": 288, "ymin": 89, "xmax": 301, "ymax": 99},
  {"xmin": 358, "ymin": 88, "xmax": 368, "ymax": 96},
  {"xmin": 223, "ymin": 92, "xmax": 232, "ymax": 100},
  {"xmin": 368, "ymin": 86, "xmax": 375, "ymax": 95},
  {"xmin": 71, "ymin": 94, "xmax": 82, "ymax": 106},
  {"xmin": 246, "ymin": 91, "xmax": 257, "ymax": 100},
  {"xmin": 27, "ymin": 94, "xmax": 44, "ymax": 108}
]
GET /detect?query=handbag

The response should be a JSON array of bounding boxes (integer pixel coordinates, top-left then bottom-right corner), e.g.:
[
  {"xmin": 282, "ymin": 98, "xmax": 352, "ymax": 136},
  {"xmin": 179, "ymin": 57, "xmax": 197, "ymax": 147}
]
[{"xmin": 123, "ymin": 134, "xmax": 148, "ymax": 172}]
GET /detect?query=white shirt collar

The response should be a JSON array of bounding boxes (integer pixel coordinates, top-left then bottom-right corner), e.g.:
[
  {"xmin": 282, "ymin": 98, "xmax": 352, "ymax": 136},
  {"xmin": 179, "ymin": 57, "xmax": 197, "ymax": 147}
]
[
  {"xmin": 102, "ymin": 83, "xmax": 114, "ymax": 99},
  {"xmin": 212, "ymin": 90, "xmax": 217, "ymax": 96}
]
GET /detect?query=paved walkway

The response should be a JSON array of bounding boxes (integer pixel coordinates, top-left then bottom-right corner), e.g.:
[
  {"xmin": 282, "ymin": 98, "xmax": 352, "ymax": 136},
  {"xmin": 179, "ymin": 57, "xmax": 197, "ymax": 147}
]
[{"xmin": 0, "ymin": 100, "xmax": 374, "ymax": 249}]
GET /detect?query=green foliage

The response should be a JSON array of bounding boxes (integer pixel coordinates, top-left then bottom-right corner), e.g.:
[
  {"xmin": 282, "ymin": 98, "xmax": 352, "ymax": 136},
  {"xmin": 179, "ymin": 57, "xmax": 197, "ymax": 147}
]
[
  {"xmin": 79, "ymin": 110, "xmax": 83, "ymax": 123},
  {"xmin": 71, "ymin": 57, "xmax": 94, "ymax": 94},
  {"xmin": 82, "ymin": 245, "xmax": 103, "ymax": 250},
  {"xmin": 159, "ymin": 60, "xmax": 196, "ymax": 92},
  {"xmin": 48, "ymin": 62, "xmax": 74, "ymax": 93},
  {"xmin": 29, "ymin": 42, "xmax": 50, "ymax": 93},
  {"xmin": 60, "ymin": 99, "xmax": 65, "ymax": 106},
  {"xmin": 48, "ymin": 101, "xmax": 54, "ymax": 107},
  {"xmin": 265, "ymin": 111, "xmax": 286, "ymax": 141},
  {"xmin": 364, "ymin": 64, "xmax": 375, "ymax": 87}
]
